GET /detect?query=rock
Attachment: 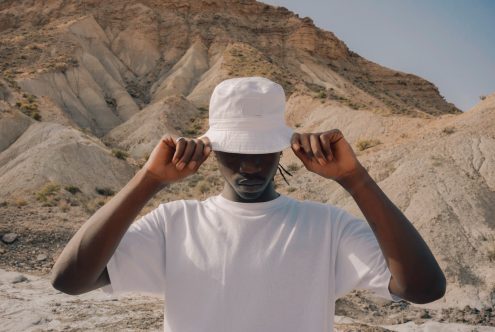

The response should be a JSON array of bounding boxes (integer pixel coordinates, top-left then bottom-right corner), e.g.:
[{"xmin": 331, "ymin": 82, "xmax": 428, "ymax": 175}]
[
  {"xmin": 36, "ymin": 253, "xmax": 48, "ymax": 261},
  {"xmin": 2, "ymin": 233, "xmax": 18, "ymax": 244},
  {"xmin": 11, "ymin": 274, "xmax": 28, "ymax": 283},
  {"xmin": 30, "ymin": 315, "xmax": 41, "ymax": 325}
]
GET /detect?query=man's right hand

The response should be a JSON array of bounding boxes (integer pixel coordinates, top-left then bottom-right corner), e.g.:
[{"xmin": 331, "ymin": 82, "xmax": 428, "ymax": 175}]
[{"xmin": 141, "ymin": 134, "xmax": 212, "ymax": 186}]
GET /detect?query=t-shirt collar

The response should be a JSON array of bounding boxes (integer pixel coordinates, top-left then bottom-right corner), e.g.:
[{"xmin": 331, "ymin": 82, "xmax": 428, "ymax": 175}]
[{"xmin": 211, "ymin": 193, "xmax": 289, "ymax": 214}]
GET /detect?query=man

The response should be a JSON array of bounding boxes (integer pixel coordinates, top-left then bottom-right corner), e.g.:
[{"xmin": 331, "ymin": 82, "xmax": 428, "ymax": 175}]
[{"xmin": 51, "ymin": 77, "xmax": 445, "ymax": 331}]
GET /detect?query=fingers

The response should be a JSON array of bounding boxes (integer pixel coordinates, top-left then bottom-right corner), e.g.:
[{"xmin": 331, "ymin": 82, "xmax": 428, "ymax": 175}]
[
  {"xmin": 199, "ymin": 136, "xmax": 212, "ymax": 158},
  {"xmin": 292, "ymin": 132, "xmax": 325, "ymax": 162},
  {"xmin": 172, "ymin": 137, "xmax": 212, "ymax": 171},
  {"xmin": 310, "ymin": 134, "xmax": 327, "ymax": 165},
  {"xmin": 290, "ymin": 133, "xmax": 301, "ymax": 151},
  {"xmin": 187, "ymin": 139, "xmax": 204, "ymax": 170},
  {"xmin": 291, "ymin": 133, "xmax": 307, "ymax": 161},
  {"xmin": 319, "ymin": 129, "xmax": 343, "ymax": 161},
  {"xmin": 319, "ymin": 134, "xmax": 333, "ymax": 161},
  {"xmin": 172, "ymin": 137, "xmax": 186, "ymax": 163},
  {"xmin": 291, "ymin": 130, "xmax": 343, "ymax": 165},
  {"xmin": 300, "ymin": 134, "xmax": 313, "ymax": 158}
]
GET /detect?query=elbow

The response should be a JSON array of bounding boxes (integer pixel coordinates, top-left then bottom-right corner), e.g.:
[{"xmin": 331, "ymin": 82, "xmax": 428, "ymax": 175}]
[
  {"xmin": 405, "ymin": 273, "xmax": 447, "ymax": 304},
  {"xmin": 50, "ymin": 268, "xmax": 83, "ymax": 296}
]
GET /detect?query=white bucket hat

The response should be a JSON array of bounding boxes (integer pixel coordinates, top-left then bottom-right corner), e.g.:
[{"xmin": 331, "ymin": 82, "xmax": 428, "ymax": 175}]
[{"xmin": 199, "ymin": 76, "xmax": 294, "ymax": 154}]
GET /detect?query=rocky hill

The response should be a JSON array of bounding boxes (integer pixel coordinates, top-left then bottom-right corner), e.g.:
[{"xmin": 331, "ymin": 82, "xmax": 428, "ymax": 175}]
[{"xmin": 0, "ymin": 0, "xmax": 493, "ymax": 330}]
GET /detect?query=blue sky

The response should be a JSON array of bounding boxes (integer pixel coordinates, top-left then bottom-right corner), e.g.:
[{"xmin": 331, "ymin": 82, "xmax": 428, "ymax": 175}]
[{"xmin": 262, "ymin": 0, "xmax": 495, "ymax": 111}]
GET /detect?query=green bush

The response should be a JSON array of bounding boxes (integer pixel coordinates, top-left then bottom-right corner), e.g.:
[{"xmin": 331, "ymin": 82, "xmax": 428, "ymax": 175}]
[
  {"xmin": 95, "ymin": 187, "xmax": 115, "ymax": 196},
  {"xmin": 112, "ymin": 149, "xmax": 129, "ymax": 160},
  {"xmin": 65, "ymin": 185, "xmax": 81, "ymax": 195},
  {"xmin": 32, "ymin": 112, "xmax": 41, "ymax": 121},
  {"xmin": 36, "ymin": 182, "xmax": 61, "ymax": 206},
  {"xmin": 355, "ymin": 139, "xmax": 382, "ymax": 151},
  {"xmin": 316, "ymin": 91, "xmax": 327, "ymax": 99},
  {"xmin": 287, "ymin": 163, "xmax": 300, "ymax": 172},
  {"xmin": 36, "ymin": 183, "xmax": 60, "ymax": 200}
]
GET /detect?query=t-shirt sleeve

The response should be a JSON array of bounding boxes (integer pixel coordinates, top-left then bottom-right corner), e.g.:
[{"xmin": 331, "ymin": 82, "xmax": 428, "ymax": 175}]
[
  {"xmin": 333, "ymin": 208, "xmax": 402, "ymax": 302},
  {"xmin": 99, "ymin": 204, "xmax": 166, "ymax": 297}
]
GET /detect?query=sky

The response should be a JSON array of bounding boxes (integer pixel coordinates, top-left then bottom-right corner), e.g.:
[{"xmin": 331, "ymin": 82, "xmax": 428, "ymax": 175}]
[{"xmin": 262, "ymin": 0, "xmax": 495, "ymax": 112}]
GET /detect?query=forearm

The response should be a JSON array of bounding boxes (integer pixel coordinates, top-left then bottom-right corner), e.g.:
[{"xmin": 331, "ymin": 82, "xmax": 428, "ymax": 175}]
[
  {"xmin": 338, "ymin": 165, "xmax": 446, "ymax": 303},
  {"xmin": 50, "ymin": 168, "xmax": 165, "ymax": 295}
]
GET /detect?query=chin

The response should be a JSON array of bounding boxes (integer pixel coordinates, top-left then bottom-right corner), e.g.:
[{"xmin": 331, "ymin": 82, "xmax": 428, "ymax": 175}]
[{"xmin": 234, "ymin": 186, "xmax": 265, "ymax": 200}]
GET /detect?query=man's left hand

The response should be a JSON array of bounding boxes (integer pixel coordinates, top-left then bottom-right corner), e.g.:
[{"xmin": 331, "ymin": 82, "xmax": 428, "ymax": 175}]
[{"xmin": 291, "ymin": 129, "xmax": 363, "ymax": 183}]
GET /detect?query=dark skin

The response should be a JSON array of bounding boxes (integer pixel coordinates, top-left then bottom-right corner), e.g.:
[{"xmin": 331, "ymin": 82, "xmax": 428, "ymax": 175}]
[
  {"xmin": 214, "ymin": 151, "xmax": 281, "ymax": 202},
  {"xmin": 50, "ymin": 130, "xmax": 446, "ymax": 304}
]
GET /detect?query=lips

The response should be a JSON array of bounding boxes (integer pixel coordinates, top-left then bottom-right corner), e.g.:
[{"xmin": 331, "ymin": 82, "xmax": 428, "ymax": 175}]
[{"xmin": 237, "ymin": 179, "xmax": 264, "ymax": 186}]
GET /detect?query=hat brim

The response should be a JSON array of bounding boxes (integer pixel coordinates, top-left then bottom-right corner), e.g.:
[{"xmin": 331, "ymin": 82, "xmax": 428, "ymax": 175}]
[{"xmin": 199, "ymin": 126, "xmax": 294, "ymax": 154}]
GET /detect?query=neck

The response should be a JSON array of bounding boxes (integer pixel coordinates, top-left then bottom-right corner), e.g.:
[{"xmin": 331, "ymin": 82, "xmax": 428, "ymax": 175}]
[{"xmin": 221, "ymin": 181, "xmax": 280, "ymax": 203}]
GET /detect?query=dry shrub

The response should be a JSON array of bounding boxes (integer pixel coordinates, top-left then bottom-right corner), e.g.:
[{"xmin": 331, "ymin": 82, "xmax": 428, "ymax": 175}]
[
  {"xmin": 14, "ymin": 197, "xmax": 28, "ymax": 207},
  {"xmin": 36, "ymin": 182, "xmax": 61, "ymax": 206},
  {"xmin": 112, "ymin": 149, "xmax": 129, "ymax": 160},
  {"xmin": 442, "ymin": 126, "xmax": 455, "ymax": 135},
  {"xmin": 356, "ymin": 139, "xmax": 382, "ymax": 151}
]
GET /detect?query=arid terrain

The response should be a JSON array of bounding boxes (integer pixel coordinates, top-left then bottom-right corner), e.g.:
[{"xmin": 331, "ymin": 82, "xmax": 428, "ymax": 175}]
[{"xmin": 0, "ymin": 0, "xmax": 494, "ymax": 331}]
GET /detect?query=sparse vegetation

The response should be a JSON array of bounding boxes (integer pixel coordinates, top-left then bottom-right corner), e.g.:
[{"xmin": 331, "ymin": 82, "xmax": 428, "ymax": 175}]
[
  {"xmin": 36, "ymin": 182, "xmax": 61, "ymax": 206},
  {"xmin": 223, "ymin": 43, "xmax": 295, "ymax": 95},
  {"xmin": 64, "ymin": 185, "xmax": 81, "ymax": 195},
  {"xmin": 480, "ymin": 95, "xmax": 486, "ymax": 101},
  {"xmin": 316, "ymin": 91, "xmax": 327, "ymax": 99},
  {"xmin": 14, "ymin": 197, "xmax": 28, "ymax": 207},
  {"xmin": 355, "ymin": 139, "xmax": 382, "ymax": 151},
  {"xmin": 287, "ymin": 163, "xmax": 300, "ymax": 172},
  {"xmin": 95, "ymin": 187, "xmax": 115, "ymax": 196},
  {"xmin": 105, "ymin": 95, "xmax": 117, "ymax": 110},
  {"xmin": 287, "ymin": 187, "xmax": 296, "ymax": 193},
  {"xmin": 197, "ymin": 180, "xmax": 210, "ymax": 194},
  {"xmin": 442, "ymin": 126, "xmax": 456, "ymax": 135},
  {"xmin": 184, "ymin": 128, "xmax": 199, "ymax": 136},
  {"xmin": 3, "ymin": 70, "xmax": 20, "ymax": 90},
  {"xmin": 112, "ymin": 149, "xmax": 129, "ymax": 160},
  {"xmin": 15, "ymin": 94, "xmax": 41, "ymax": 121},
  {"xmin": 431, "ymin": 155, "xmax": 443, "ymax": 167}
]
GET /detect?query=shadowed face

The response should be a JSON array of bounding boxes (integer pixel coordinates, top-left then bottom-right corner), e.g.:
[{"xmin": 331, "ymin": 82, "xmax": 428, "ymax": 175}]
[{"xmin": 214, "ymin": 151, "xmax": 281, "ymax": 201}]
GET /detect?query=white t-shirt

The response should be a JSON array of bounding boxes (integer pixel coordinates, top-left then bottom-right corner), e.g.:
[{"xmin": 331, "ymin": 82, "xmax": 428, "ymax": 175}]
[{"xmin": 100, "ymin": 194, "xmax": 401, "ymax": 331}]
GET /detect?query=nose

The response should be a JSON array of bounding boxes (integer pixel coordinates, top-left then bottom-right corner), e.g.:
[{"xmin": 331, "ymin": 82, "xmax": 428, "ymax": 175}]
[{"xmin": 239, "ymin": 156, "xmax": 262, "ymax": 174}]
